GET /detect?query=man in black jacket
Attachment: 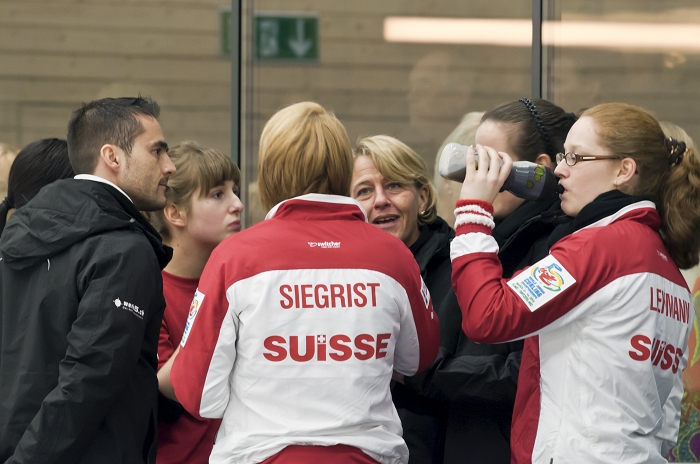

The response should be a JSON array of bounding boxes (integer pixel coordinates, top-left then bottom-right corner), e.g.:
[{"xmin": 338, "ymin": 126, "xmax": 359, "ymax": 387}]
[{"xmin": 0, "ymin": 97, "xmax": 175, "ymax": 464}]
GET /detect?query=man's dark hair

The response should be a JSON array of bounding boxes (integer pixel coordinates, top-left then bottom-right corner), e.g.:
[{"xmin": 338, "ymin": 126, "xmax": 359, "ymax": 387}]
[{"xmin": 67, "ymin": 97, "xmax": 160, "ymax": 174}]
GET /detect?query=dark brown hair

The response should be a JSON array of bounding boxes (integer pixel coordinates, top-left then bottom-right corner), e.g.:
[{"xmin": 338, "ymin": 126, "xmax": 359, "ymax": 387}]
[
  {"xmin": 482, "ymin": 98, "xmax": 575, "ymax": 162},
  {"xmin": 67, "ymin": 96, "xmax": 160, "ymax": 174}
]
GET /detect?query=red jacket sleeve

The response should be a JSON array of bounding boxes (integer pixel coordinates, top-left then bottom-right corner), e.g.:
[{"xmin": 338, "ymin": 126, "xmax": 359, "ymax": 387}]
[
  {"xmin": 451, "ymin": 200, "xmax": 585, "ymax": 343},
  {"xmin": 450, "ymin": 200, "xmax": 686, "ymax": 344},
  {"xmin": 170, "ymin": 256, "xmax": 233, "ymax": 420}
]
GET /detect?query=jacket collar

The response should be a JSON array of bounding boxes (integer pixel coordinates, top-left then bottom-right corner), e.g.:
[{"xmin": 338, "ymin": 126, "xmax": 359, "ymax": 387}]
[
  {"xmin": 265, "ymin": 194, "xmax": 367, "ymax": 222},
  {"xmin": 577, "ymin": 200, "xmax": 656, "ymax": 232},
  {"xmin": 1, "ymin": 179, "xmax": 172, "ymax": 270},
  {"xmin": 409, "ymin": 217, "xmax": 454, "ymax": 274},
  {"xmin": 97, "ymin": 182, "xmax": 173, "ymax": 269},
  {"xmin": 546, "ymin": 190, "xmax": 657, "ymax": 248},
  {"xmin": 74, "ymin": 174, "xmax": 132, "ymax": 203}
]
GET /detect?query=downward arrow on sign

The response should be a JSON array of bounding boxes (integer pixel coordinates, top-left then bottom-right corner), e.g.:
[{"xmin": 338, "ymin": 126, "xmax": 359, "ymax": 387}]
[{"xmin": 289, "ymin": 18, "xmax": 312, "ymax": 57}]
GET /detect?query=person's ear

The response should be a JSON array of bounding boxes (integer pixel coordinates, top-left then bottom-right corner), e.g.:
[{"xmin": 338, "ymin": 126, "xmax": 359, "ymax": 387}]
[
  {"xmin": 163, "ymin": 203, "xmax": 186, "ymax": 228},
  {"xmin": 614, "ymin": 158, "xmax": 637, "ymax": 188},
  {"xmin": 535, "ymin": 153, "xmax": 553, "ymax": 169},
  {"xmin": 99, "ymin": 144, "xmax": 122, "ymax": 174},
  {"xmin": 418, "ymin": 185, "xmax": 429, "ymax": 215}
]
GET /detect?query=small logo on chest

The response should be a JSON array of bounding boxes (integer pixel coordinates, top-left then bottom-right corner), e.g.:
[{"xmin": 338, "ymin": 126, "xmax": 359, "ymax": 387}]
[{"xmin": 308, "ymin": 241, "xmax": 341, "ymax": 248}]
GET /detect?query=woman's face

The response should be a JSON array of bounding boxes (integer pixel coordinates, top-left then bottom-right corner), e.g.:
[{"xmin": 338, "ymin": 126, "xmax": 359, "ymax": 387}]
[
  {"xmin": 555, "ymin": 116, "xmax": 620, "ymax": 217},
  {"xmin": 351, "ymin": 156, "xmax": 428, "ymax": 247},
  {"xmin": 185, "ymin": 180, "xmax": 244, "ymax": 249},
  {"xmin": 474, "ymin": 120, "xmax": 523, "ymax": 219}
]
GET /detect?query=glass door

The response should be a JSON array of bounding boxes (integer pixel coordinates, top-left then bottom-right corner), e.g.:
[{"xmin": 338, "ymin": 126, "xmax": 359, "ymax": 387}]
[{"xmin": 543, "ymin": 2, "xmax": 700, "ymax": 461}]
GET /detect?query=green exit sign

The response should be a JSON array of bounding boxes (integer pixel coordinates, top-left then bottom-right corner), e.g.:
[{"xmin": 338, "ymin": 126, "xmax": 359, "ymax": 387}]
[
  {"xmin": 218, "ymin": 10, "xmax": 319, "ymax": 62},
  {"xmin": 254, "ymin": 12, "xmax": 319, "ymax": 63}
]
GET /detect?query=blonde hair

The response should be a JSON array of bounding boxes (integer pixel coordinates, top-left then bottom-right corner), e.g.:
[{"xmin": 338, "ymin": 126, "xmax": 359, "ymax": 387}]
[
  {"xmin": 583, "ymin": 103, "xmax": 700, "ymax": 268},
  {"xmin": 147, "ymin": 141, "xmax": 240, "ymax": 242},
  {"xmin": 257, "ymin": 102, "xmax": 353, "ymax": 211},
  {"xmin": 354, "ymin": 135, "xmax": 438, "ymax": 225}
]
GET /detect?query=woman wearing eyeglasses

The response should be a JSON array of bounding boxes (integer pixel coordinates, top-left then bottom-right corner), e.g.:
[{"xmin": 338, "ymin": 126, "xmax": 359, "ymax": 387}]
[{"xmin": 450, "ymin": 102, "xmax": 700, "ymax": 463}]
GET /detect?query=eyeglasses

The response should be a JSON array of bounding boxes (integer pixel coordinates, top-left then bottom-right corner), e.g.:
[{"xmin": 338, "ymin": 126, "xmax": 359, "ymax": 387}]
[{"xmin": 556, "ymin": 152, "xmax": 623, "ymax": 166}]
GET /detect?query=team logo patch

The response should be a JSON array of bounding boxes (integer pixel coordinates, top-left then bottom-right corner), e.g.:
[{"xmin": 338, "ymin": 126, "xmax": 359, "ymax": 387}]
[
  {"xmin": 532, "ymin": 263, "xmax": 565, "ymax": 292},
  {"xmin": 181, "ymin": 290, "xmax": 205, "ymax": 347},
  {"xmin": 507, "ymin": 256, "xmax": 576, "ymax": 311}
]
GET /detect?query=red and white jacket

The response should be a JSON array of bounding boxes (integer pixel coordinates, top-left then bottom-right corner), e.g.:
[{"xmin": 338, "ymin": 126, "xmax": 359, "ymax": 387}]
[
  {"xmin": 170, "ymin": 194, "xmax": 440, "ymax": 464},
  {"xmin": 450, "ymin": 199, "xmax": 692, "ymax": 464}
]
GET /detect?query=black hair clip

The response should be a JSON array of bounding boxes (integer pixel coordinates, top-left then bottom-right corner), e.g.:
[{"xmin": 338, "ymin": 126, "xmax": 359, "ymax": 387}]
[{"xmin": 664, "ymin": 137, "xmax": 686, "ymax": 167}]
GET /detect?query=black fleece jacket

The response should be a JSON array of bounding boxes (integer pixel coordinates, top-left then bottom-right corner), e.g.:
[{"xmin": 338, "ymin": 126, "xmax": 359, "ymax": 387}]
[
  {"xmin": 0, "ymin": 179, "xmax": 171, "ymax": 464},
  {"xmin": 394, "ymin": 198, "xmax": 562, "ymax": 464}
]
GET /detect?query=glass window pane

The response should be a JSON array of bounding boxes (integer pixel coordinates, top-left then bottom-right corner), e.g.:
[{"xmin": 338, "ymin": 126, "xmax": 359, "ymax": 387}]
[
  {"xmin": 245, "ymin": 0, "xmax": 533, "ymax": 225},
  {"xmin": 0, "ymin": 0, "xmax": 233, "ymax": 198},
  {"xmin": 544, "ymin": 2, "xmax": 700, "ymax": 461}
]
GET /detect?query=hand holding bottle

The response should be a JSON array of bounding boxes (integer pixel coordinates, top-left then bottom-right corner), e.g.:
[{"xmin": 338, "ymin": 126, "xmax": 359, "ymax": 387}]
[
  {"xmin": 457, "ymin": 144, "xmax": 513, "ymax": 203},
  {"xmin": 439, "ymin": 142, "xmax": 560, "ymax": 202}
]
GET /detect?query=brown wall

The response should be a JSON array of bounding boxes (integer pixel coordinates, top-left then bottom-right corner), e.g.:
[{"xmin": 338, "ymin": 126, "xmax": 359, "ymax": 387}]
[
  {"xmin": 0, "ymin": 0, "xmax": 232, "ymax": 154},
  {"xmin": 3, "ymin": 0, "xmax": 700, "ymax": 224}
]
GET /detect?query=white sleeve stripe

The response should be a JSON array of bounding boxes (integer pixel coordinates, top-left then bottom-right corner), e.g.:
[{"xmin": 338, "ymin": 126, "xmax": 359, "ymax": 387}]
[
  {"xmin": 450, "ymin": 232, "xmax": 499, "ymax": 261},
  {"xmin": 454, "ymin": 204, "xmax": 491, "ymax": 216},
  {"xmin": 454, "ymin": 213, "xmax": 496, "ymax": 230}
]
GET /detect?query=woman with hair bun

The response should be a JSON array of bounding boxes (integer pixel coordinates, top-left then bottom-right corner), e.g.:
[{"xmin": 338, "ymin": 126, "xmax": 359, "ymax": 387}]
[
  {"xmin": 451, "ymin": 102, "xmax": 700, "ymax": 463},
  {"xmin": 477, "ymin": 98, "xmax": 575, "ymax": 221}
]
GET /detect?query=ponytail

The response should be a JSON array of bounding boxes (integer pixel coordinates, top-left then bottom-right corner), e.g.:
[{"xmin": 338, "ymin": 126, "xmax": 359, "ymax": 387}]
[{"xmin": 660, "ymin": 145, "xmax": 700, "ymax": 268}]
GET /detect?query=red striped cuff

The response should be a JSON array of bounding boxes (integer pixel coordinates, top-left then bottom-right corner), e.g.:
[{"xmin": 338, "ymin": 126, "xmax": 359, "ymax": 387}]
[{"xmin": 454, "ymin": 200, "xmax": 495, "ymax": 235}]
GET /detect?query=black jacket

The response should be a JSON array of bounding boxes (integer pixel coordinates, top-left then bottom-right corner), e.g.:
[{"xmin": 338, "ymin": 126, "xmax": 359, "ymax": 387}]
[
  {"xmin": 0, "ymin": 179, "xmax": 171, "ymax": 464},
  {"xmin": 493, "ymin": 197, "xmax": 564, "ymax": 278},
  {"xmin": 394, "ymin": 200, "xmax": 561, "ymax": 464}
]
